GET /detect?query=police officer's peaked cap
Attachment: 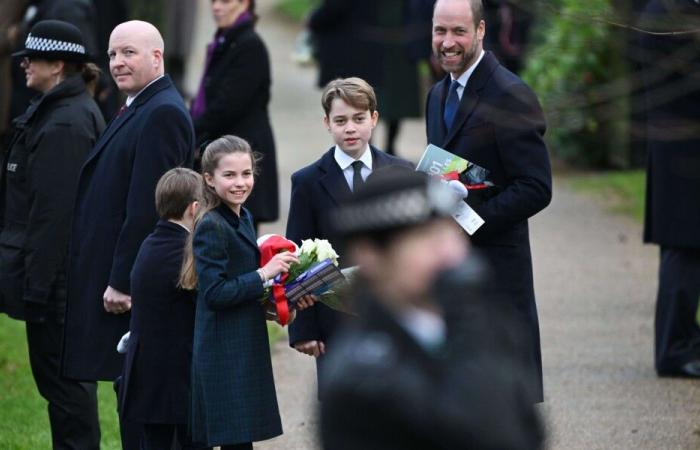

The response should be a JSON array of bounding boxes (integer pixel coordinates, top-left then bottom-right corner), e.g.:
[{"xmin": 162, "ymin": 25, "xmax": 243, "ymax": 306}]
[
  {"xmin": 332, "ymin": 166, "xmax": 460, "ymax": 237},
  {"xmin": 13, "ymin": 20, "xmax": 90, "ymax": 63}
]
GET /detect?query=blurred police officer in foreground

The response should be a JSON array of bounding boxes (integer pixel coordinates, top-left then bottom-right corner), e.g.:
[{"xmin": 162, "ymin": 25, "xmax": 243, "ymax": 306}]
[{"xmin": 320, "ymin": 167, "xmax": 543, "ymax": 450}]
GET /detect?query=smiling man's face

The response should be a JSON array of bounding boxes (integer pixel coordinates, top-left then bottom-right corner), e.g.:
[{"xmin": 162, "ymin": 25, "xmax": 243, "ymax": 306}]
[{"xmin": 432, "ymin": 0, "xmax": 485, "ymax": 78}]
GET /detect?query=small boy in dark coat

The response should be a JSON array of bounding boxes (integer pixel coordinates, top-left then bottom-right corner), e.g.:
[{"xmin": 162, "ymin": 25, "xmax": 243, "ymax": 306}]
[
  {"xmin": 118, "ymin": 168, "xmax": 206, "ymax": 449},
  {"xmin": 286, "ymin": 77, "xmax": 413, "ymax": 388}
]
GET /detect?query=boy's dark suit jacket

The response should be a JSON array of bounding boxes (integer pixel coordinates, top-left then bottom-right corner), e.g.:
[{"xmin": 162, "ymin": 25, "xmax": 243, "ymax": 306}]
[
  {"xmin": 118, "ymin": 220, "xmax": 194, "ymax": 425},
  {"xmin": 62, "ymin": 75, "xmax": 195, "ymax": 381},
  {"xmin": 286, "ymin": 146, "xmax": 413, "ymax": 352},
  {"xmin": 190, "ymin": 205, "xmax": 281, "ymax": 445},
  {"xmin": 426, "ymin": 51, "xmax": 552, "ymax": 402}
]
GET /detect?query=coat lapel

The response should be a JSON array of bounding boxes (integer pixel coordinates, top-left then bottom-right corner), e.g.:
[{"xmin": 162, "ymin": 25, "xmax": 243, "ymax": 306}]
[
  {"xmin": 216, "ymin": 205, "xmax": 259, "ymax": 253},
  {"xmin": 236, "ymin": 210, "xmax": 260, "ymax": 253},
  {"xmin": 318, "ymin": 148, "xmax": 351, "ymax": 207},
  {"xmin": 443, "ymin": 52, "xmax": 500, "ymax": 148},
  {"xmin": 82, "ymin": 76, "xmax": 174, "ymax": 168}
]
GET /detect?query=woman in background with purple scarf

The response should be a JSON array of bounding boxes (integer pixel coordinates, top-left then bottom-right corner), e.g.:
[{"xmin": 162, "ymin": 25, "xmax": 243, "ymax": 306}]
[{"xmin": 191, "ymin": 0, "xmax": 279, "ymax": 230}]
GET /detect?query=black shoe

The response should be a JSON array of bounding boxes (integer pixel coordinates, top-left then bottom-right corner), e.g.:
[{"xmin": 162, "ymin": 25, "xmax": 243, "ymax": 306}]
[{"xmin": 657, "ymin": 359, "xmax": 700, "ymax": 378}]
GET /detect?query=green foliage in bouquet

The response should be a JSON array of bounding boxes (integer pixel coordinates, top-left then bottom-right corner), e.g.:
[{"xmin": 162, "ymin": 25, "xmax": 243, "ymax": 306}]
[
  {"xmin": 287, "ymin": 251, "xmax": 318, "ymax": 282},
  {"xmin": 522, "ymin": 0, "xmax": 630, "ymax": 167}
]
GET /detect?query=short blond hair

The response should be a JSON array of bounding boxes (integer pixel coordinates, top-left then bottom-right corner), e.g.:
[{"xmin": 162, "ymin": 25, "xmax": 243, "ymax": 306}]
[{"xmin": 321, "ymin": 77, "xmax": 377, "ymax": 116}]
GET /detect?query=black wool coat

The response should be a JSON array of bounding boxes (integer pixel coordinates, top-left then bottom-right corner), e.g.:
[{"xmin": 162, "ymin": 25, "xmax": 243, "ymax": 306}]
[
  {"xmin": 193, "ymin": 21, "xmax": 279, "ymax": 223},
  {"xmin": 641, "ymin": 0, "xmax": 700, "ymax": 250},
  {"xmin": 426, "ymin": 51, "xmax": 552, "ymax": 402},
  {"xmin": 308, "ymin": 0, "xmax": 383, "ymax": 88},
  {"xmin": 320, "ymin": 283, "xmax": 543, "ymax": 450},
  {"xmin": 0, "ymin": 75, "xmax": 104, "ymax": 322},
  {"xmin": 62, "ymin": 75, "xmax": 194, "ymax": 381},
  {"xmin": 286, "ymin": 146, "xmax": 413, "ymax": 349},
  {"xmin": 119, "ymin": 220, "xmax": 195, "ymax": 425}
]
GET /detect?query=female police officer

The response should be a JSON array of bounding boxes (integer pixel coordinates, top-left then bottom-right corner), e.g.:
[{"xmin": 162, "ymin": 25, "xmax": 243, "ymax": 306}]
[{"xmin": 0, "ymin": 20, "xmax": 104, "ymax": 449}]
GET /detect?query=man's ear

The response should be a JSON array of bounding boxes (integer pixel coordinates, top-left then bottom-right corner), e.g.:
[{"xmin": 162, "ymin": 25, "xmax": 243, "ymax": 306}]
[
  {"xmin": 152, "ymin": 48, "xmax": 163, "ymax": 70},
  {"xmin": 477, "ymin": 20, "xmax": 486, "ymax": 42},
  {"xmin": 323, "ymin": 115, "xmax": 330, "ymax": 132}
]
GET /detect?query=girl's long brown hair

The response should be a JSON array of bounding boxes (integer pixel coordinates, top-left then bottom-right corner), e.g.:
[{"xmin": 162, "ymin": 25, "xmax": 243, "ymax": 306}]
[{"xmin": 179, "ymin": 135, "xmax": 261, "ymax": 289}]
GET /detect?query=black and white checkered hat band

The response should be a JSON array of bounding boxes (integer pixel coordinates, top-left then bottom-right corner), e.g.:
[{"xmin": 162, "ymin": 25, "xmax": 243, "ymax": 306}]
[
  {"xmin": 333, "ymin": 182, "xmax": 460, "ymax": 234},
  {"xmin": 25, "ymin": 33, "xmax": 86, "ymax": 55}
]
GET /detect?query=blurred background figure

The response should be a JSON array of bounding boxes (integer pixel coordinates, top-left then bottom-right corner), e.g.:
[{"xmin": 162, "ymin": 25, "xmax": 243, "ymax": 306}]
[
  {"xmin": 164, "ymin": 0, "xmax": 197, "ymax": 94},
  {"xmin": 639, "ymin": 0, "xmax": 700, "ymax": 378},
  {"xmin": 374, "ymin": 0, "xmax": 433, "ymax": 156},
  {"xmin": 91, "ymin": 0, "xmax": 129, "ymax": 119},
  {"xmin": 306, "ymin": 0, "xmax": 435, "ymax": 157},
  {"xmin": 321, "ymin": 168, "xmax": 543, "ymax": 450},
  {"xmin": 306, "ymin": 0, "xmax": 380, "ymax": 89},
  {"xmin": 191, "ymin": 0, "xmax": 280, "ymax": 230},
  {"xmin": 0, "ymin": 20, "xmax": 104, "ymax": 449},
  {"xmin": 483, "ymin": 0, "xmax": 533, "ymax": 74},
  {"xmin": 0, "ymin": 0, "xmax": 29, "ymax": 153}
]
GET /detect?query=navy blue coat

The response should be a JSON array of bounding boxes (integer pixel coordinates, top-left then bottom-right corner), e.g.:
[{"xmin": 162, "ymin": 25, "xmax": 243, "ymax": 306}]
[
  {"xmin": 286, "ymin": 146, "xmax": 413, "ymax": 348},
  {"xmin": 426, "ymin": 52, "xmax": 552, "ymax": 402},
  {"xmin": 62, "ymin": 75, "xmax": 195, "ymax": 381},
  {"xmin": 190, "ymin": 205, "xmax": 281, "ymax": 446},
  {"xmin": 119, "ymin": 220, "xmax": 195, "ymax": 425},
  {"xmin": 641, "ymin": 0, "xmax": 700, "ymax": 250}
]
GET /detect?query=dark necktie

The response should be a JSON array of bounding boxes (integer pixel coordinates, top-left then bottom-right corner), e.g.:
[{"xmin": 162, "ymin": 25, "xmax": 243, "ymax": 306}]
[
  {"xmin": 443, "ymin": 80, "xmax": 461, "ymax": 130},
  {"xmin": 115, "ymin": 104, "xmax": 127, "ymax": 119},
  {"xmin": 352, "ymin": 160, "xmax": 364, "ymax": 191}
]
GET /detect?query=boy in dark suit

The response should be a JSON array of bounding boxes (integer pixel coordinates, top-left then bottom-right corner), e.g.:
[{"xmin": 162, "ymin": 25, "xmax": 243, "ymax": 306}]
[
  {"xmin": 286, "ymin": 77, "xmax": 413, "ymax": 384},
  {"xmin": 118, "ymin": 168, "xmax": 206, "ymax": 450}
]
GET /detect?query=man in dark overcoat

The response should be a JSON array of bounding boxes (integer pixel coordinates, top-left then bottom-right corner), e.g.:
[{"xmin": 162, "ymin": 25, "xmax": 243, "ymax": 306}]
[
  {"xmin": 639, "ymin": 0, "xmax": 700, "ymax": 377},
  {"xmin": 425, "ymin": 0, "xmax": 552, "ymax": 403},
  {"xmin": 307, "ymin": 0, "xmax": 382, "ymax": 88},
  {"xmin": 61, "ymin": 20, "xmax": 194, "ymax": 448}
]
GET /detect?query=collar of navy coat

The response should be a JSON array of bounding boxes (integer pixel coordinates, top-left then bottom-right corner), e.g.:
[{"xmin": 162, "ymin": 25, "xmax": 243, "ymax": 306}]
[
  {"xmin": 317, "ymin": 145, "xmax": 398, "ymax": 206},
  {"xmin": 81, "ymin": 75, "xmax": 175, "ymax": 169},
  {"xmin": 213, "ymin": 203, "xmax": 259, "ymax": 254},
  {"xmin": 431, "ymin": 51, "xmax": 500, "ymax": 148}
]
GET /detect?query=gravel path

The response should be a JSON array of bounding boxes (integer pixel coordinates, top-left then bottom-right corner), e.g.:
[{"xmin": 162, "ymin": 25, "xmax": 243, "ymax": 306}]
[{"xmin": 202, "ymin": 2, "xmax": 700, "ymax": 448}]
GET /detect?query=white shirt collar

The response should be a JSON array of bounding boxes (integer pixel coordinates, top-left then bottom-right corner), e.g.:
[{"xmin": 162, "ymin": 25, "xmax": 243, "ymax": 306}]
[
  {"xmin": 451, "ymin": 50, "xmax": 485, "ymax": 97},
  {"xmin": 125, "ymin": 74, "xmax": 165, "ymax": 107},
  {"xmin": 333, "ymin": 145, "xmax": 373, "ymax": 171},
  {"xmin": 397, "ymin": 306, "xmax": 446, "ymax": 351},
  {"xmin": 169, "ymin": 220, "xmax": 191, "ymax": 233}
]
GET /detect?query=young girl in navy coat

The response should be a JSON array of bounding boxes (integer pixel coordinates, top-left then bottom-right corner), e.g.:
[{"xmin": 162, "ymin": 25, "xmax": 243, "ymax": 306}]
[{"xmin": 180, "ymin": 135, "xmax": 311, "ymax": 449}]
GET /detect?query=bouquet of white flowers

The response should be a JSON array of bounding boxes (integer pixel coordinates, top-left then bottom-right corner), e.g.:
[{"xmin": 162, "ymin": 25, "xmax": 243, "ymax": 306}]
[{"xmin": 257, "ymin": 235, "xmax": 354, "ymax": 325}]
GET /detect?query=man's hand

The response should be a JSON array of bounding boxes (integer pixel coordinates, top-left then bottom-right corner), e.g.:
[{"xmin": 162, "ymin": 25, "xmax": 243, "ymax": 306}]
[
  {"xmin": 296, "ymin": 294, "xmax": 317, "ymax": 310},
  {"xmin": 294, "ymin": 340, "xmax": 325, "ymax": 357},
  {"xmin": 103, "ymin": 286, "xmax": 131, "ymax": 314}
]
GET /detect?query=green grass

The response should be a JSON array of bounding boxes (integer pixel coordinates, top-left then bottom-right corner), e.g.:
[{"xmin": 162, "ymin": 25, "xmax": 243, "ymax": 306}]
[
  {"xmin": 276, "ymin": 0, "xmax": 319, "ymax": 22},
  {"xmin": 0, "ymin": 315, "xmax": 121, "ymax": 449},
  {"xmin": 566, "ymin": 170, "xmax": 646, "ymax": 222},
  {"xmin": 0, "ymin": 314, "xmax": 285, "ymax": 449}
]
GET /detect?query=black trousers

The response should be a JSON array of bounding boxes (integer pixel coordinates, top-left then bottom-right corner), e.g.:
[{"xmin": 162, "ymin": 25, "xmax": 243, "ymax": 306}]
[
  {"xmin": 141, "ymin": 423, "xmax": 211, "ymax": 450},
  {"xmin": 25, "ymin": 320, "xmax": 100, "ymax": 450},
  {"xmin": 655, "ymin": 247, "xmax": 700, "ymax": 373},
  {"xmin": 220, "ymin": 444, "xmax": 253, "ymax": 450}
]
